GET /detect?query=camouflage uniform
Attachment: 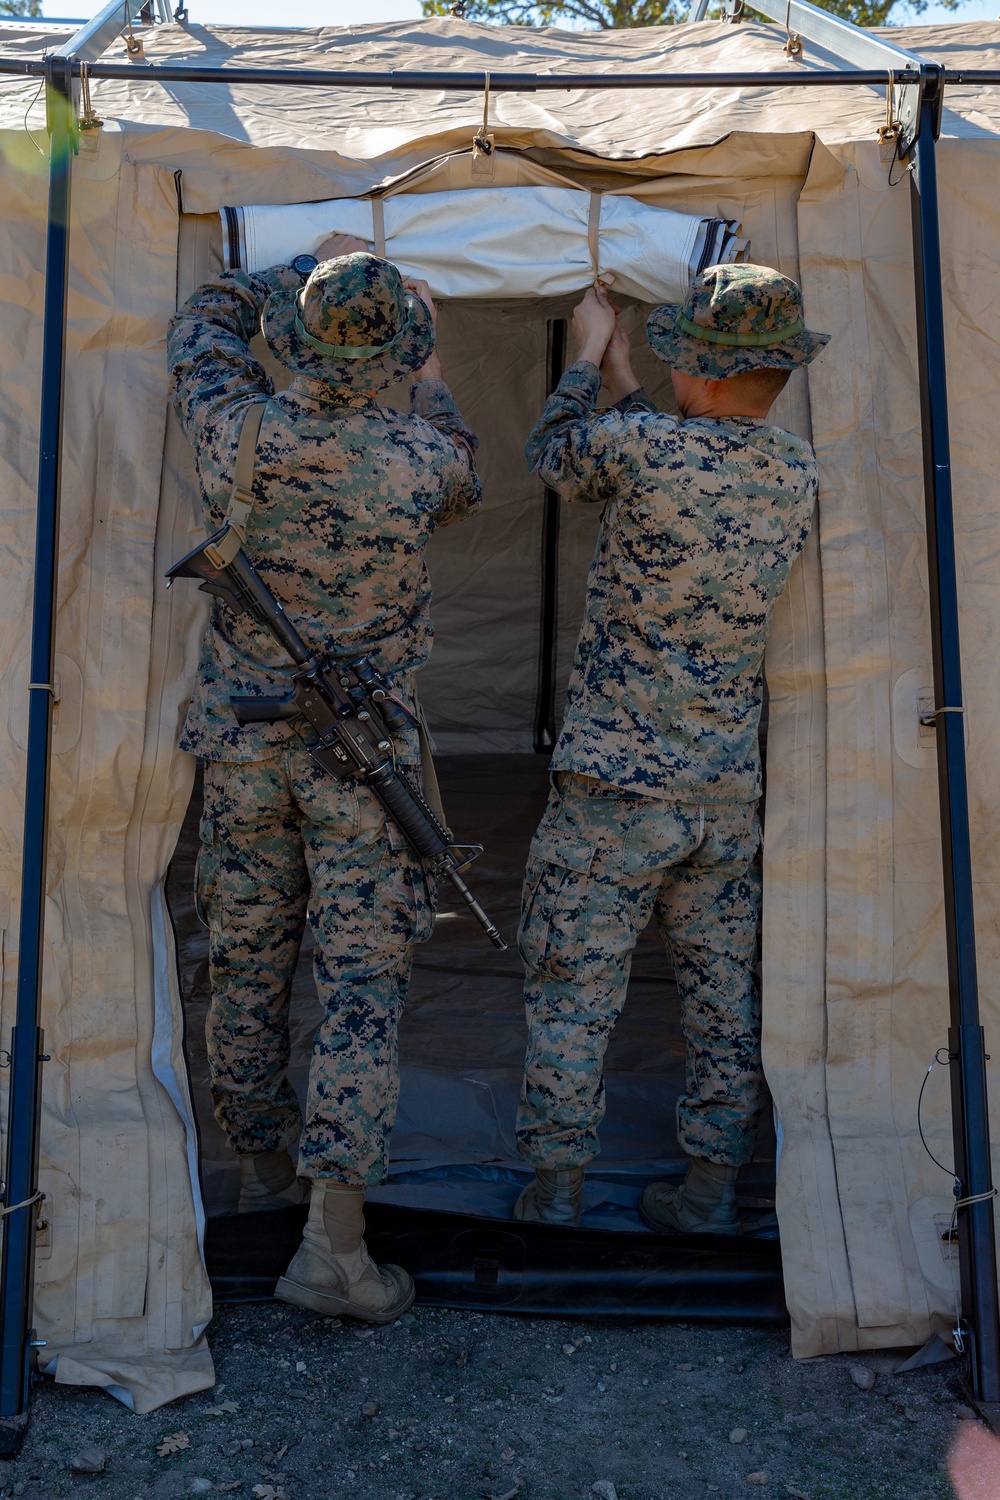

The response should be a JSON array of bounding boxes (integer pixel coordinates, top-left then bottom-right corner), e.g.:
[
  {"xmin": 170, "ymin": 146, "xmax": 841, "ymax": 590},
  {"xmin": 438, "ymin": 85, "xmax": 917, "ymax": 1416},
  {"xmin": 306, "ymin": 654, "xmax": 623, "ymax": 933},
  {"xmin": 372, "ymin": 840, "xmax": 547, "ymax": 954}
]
[
  {"xmin": 516, "ymin": 265, "xmax": 827, "ymax": 1170},
  {"xmin": 169, "ymin": 255, "xmax": 480, "ymax": 1184}
]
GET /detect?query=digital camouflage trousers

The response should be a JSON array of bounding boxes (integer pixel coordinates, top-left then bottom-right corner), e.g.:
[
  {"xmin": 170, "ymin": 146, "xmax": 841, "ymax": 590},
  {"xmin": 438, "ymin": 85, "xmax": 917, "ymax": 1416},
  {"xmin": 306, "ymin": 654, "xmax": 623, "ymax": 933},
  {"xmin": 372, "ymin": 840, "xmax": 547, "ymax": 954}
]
[
  {"xmin": 196, "ymin": 743, "xmax": 435, "ymax": 1185},
  {"xmin": 516, "ymin": 772, "xmax": 764, "ymax": 1169}
]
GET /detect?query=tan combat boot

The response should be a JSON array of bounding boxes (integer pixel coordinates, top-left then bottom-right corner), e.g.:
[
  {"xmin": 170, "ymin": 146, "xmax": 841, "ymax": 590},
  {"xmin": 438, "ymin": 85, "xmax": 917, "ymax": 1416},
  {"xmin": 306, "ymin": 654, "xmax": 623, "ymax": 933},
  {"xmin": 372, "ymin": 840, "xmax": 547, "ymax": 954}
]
[
  {"xmin": 275, "ymin": 1181, "xmax": 414, "ymax": 1324},
  {"xmin": 639, "ymin": 1158, "xmax": 740, "ymax": 1236},
  {"xmin": 237, "ymin": 1150, "xmax": 309, "ymax": 1213},
  {"xmin": 513, "ymin": 1167, "xmax": 585, "ymax": 1227}
]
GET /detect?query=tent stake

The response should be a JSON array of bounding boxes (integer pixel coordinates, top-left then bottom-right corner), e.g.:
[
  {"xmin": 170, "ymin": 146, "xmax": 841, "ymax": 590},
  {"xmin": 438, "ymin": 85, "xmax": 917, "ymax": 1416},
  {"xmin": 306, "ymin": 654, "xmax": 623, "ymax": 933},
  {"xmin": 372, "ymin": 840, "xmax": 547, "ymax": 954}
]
[
  {"xmin": 0, "ymin": 53, "xmax": 74, "ymax": 1448},
  {"xmin": 909, "ymin": 68, "xmax": 1000, "ymax": 1405}
]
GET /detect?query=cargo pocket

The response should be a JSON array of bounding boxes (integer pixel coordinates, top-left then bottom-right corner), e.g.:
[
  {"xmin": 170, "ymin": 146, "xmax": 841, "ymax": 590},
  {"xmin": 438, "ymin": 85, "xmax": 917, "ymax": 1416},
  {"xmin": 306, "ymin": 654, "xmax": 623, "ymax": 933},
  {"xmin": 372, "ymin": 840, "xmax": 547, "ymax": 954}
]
[
  {"xmin": 518, "ymin": 828, "xmax": 598, "ymax": 979},
  {"xmin": 381, "ymin": 819, "xmax": 437, "ymax": 949}
]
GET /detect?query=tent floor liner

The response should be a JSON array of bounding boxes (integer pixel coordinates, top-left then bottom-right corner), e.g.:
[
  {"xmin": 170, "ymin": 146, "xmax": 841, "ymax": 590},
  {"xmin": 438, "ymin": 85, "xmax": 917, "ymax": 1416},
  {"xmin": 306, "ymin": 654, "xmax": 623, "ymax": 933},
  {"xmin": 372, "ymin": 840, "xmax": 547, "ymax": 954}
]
[{"xmin": 205, "ymin": 1203, "xmax": 787, "ymax": 1323}]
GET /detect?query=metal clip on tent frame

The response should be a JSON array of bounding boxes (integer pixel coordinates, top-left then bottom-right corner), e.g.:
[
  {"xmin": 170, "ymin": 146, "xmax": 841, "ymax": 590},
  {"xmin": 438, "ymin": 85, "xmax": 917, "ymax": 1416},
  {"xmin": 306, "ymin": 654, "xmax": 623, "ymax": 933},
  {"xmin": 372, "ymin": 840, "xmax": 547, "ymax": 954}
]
[
  {"xmin": 121, "ymin": 1, "xmax": 144, "ymax": 61},
  {"xmin": 783, "ymin": 0, "xmax": 803, "ymax": 60}
]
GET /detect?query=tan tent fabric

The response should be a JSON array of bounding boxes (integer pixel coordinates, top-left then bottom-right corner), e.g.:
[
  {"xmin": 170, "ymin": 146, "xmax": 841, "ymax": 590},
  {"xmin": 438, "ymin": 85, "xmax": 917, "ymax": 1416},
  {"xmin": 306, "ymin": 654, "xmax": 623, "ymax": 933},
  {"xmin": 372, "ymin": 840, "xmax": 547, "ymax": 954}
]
[{"xmin": 0, "ymin": 13, "xmax": 999, "ymax": 1403}]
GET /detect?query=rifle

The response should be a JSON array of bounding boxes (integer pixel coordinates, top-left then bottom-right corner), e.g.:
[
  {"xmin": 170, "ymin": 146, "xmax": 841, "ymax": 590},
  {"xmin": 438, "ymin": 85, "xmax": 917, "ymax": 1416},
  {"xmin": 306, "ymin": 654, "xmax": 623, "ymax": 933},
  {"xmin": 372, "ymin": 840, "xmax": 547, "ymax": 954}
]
[{"xmin": 166, "ymin": 526, "xmax": 507, "ymax": 951}]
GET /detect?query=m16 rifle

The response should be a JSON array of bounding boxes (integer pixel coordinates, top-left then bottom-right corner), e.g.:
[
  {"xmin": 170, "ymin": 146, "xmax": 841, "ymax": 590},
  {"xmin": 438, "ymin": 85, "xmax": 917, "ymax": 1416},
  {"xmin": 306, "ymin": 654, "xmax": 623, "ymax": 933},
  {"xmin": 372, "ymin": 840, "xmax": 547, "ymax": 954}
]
[{"xmin": 166, "ymin": 526, "xmax": 507, "ymax": 951}]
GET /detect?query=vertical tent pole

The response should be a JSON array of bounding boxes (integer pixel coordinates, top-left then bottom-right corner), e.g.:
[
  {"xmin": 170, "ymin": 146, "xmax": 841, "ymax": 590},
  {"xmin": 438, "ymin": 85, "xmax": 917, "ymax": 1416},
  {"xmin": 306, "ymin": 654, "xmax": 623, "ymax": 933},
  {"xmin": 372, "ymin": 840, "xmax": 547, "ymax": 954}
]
[
  {"xmin": 909, "ymin": 73, "xmax": 1000, "ymax": 1404},
  {"xmin": 533, "ymin": 318, "xmax": 567, "ymax": 753},
  {"xmin": 0, "ymin": 54, "xmax": 74, "ymax": 1433}
]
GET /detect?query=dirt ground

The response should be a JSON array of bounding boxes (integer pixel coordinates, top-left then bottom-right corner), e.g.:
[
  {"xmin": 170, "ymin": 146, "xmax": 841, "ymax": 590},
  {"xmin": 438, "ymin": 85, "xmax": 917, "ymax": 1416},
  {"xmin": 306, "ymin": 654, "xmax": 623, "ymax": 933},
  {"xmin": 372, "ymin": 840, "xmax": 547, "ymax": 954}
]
[{"xmin": 0, "ymin": 1301, "xmax": 974, "ymax": 1500}]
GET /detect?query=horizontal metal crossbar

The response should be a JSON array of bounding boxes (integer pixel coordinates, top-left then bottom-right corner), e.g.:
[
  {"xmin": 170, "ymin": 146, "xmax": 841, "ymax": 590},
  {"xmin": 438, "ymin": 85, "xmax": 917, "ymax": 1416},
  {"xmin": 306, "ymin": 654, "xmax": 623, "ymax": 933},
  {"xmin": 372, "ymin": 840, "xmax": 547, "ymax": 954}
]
[{"xmin": 0, "ymin": 59, "xmax": 930, "ymax": 86}]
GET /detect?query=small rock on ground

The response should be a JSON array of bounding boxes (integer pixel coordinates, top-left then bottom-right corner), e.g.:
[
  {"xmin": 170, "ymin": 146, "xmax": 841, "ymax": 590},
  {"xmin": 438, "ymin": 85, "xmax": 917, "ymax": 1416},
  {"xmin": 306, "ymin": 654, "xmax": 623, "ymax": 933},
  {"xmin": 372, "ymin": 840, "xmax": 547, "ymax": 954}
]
[{"xmin": 69, "ymin": 1446, "xmax": 105, "ymax": 1474}]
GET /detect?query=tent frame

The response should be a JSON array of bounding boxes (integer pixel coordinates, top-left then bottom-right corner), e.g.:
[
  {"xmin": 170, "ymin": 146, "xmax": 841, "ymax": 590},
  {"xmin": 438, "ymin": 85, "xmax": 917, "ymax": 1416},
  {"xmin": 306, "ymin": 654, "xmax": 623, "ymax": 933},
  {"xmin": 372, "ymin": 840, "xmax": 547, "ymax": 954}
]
[{"xmin": 0, "ymin": 4, "xmax": 998, "ymax": 1443}]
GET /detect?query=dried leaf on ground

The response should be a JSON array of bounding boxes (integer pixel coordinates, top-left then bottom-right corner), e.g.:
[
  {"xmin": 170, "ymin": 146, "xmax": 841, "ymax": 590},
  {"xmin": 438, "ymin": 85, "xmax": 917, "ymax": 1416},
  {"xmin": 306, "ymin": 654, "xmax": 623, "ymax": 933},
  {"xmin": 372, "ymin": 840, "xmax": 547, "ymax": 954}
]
[
  {"xmin": 785, "ymin": 1486, "xmax": 812, "ymax": 1499},
  {"xmin": 746, "ymin": 1473, "xmax": 770, "ymax": 1486},
  {"xmin": 251, "ymin": 1487, "xmax": 287, "ymax": 1500},
  {"xmin": 456, "ymin": 1348, "xmax": 469, "ymax": 1368},
  {"xmin": 157, "ymin": 1431, "xmax": 191, "ymax": 1456},
  {"xmin": 205, "ymin": 1400, "xmax": 240, "ymax": 1417}
]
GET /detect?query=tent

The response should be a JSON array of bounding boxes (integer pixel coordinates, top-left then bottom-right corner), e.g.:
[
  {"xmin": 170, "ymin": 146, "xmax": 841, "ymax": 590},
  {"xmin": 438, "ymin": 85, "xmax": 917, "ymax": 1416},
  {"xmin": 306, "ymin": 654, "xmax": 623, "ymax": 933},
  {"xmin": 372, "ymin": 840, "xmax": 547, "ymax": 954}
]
[{"xmin": 1, "ymin": 8, "xmax": 999, "ymax": 1416}]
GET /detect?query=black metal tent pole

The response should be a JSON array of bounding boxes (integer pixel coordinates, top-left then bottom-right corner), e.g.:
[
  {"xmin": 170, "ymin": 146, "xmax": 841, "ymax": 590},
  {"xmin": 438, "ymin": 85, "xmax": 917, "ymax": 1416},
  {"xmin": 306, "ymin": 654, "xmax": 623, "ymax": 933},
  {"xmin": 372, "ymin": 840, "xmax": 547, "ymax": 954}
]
[
  {"xmin": 0, "ymin": 54, "xmax": 74, "ymax": 1442},
  {"xmin": 909, "ymin": 68, "xmax": 1000, "ymax": 1405}
]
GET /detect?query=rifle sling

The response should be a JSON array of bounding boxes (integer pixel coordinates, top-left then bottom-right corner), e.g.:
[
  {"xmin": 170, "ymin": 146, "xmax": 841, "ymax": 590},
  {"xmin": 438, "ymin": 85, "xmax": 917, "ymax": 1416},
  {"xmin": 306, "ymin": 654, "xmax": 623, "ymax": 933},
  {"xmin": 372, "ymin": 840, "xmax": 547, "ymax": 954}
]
[{"xmin": 222, "ymin": 397, "xmax": 451, "ymax": 835}]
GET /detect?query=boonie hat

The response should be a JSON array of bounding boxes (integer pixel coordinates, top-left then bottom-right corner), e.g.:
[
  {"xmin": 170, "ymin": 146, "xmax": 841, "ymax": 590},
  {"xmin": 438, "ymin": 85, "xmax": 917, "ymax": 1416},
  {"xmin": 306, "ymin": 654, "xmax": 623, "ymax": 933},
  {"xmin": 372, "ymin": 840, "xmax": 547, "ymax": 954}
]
[
  {"xmin": 647, "ymin": 262, "xmax": 830, "ymax": 379},
  {"xmin": 262, "ymin": 251, "xmax": 435, "ymax": 392}
]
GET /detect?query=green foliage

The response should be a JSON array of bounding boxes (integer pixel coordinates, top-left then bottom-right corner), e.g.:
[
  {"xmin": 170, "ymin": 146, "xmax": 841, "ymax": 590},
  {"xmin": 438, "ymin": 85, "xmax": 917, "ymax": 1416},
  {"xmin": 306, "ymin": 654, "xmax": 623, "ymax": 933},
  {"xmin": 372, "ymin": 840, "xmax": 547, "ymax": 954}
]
[
  {"xmin": 422, "ymin": 0, "xmax": 961, "ymax": 28},
  {"xmin": 421, "ymin": 0, "xmax": 688, "ymax": 25},
  {"xmin": 0, "ymin": 0, "xmax": 43, "ymax": 14}
]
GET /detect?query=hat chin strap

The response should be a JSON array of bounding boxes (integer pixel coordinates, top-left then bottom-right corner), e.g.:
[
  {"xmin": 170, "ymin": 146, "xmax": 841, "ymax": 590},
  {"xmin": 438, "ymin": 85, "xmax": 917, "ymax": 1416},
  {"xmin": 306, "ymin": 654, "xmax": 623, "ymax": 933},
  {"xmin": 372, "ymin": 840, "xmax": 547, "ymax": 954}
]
[
  {"xmin": 292, "ymin": 308, "xmax": 413, "ymax": 361},
  {"xmin": 675, "ymin": 309, "xmax": 805, "ymax": 348}
]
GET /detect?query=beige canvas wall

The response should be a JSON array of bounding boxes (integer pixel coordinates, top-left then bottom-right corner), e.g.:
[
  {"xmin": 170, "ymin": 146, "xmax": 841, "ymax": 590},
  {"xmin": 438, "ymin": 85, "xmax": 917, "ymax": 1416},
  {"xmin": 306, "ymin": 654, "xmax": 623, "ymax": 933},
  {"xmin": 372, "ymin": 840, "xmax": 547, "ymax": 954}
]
[
  {"xmin": 768, "ymin": 133, "xmax": 1000, "ymax": 1357},
  {"xmin": 0, "ymin": 131, "xmax": 213, "ymax": 1411}
]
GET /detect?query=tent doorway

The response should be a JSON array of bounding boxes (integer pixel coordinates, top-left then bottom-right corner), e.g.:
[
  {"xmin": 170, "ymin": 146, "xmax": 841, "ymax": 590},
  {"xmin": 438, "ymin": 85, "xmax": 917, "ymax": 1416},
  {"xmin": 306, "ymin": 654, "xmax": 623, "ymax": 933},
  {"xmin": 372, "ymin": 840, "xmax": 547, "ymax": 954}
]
[
  {"xmin": 164, "ymin": 271, "xmax": 784, "ymax": 1315},
  {"xmin": 167, "ymin": 749, "xmax": 783, "ymax": 1314}
]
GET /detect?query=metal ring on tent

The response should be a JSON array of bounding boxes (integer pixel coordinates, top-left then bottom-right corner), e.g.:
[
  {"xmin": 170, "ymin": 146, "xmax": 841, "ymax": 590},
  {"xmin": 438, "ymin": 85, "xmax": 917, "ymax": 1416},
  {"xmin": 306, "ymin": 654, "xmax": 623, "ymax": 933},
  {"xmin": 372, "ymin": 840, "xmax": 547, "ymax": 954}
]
[
  {"xmin": 783, "ymin": 0, "xmax": 803, "ymax": 59},
  {"xmin": 122, "ymin": 0, "xmax": 145, "ymax": 60}
]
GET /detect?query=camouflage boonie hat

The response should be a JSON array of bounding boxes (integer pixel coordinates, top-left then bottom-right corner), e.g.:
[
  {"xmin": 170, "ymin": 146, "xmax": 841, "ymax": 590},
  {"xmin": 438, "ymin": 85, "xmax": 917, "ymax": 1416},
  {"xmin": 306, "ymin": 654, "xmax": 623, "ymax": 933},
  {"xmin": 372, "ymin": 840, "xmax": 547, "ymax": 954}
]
[
  {"xmin": 262, "ymin": 251, "xmax": 435, "ymax": 392},
  {"xmin": 647, "ymin": 262, "xmax": 830, "ymax": 379}
]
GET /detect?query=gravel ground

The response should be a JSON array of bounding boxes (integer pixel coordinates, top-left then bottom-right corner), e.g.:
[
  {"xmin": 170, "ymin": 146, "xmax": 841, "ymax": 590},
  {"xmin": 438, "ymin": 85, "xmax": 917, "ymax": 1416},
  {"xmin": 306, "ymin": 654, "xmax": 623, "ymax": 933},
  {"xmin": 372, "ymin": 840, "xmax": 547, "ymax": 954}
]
[{"xmin": 0, "ymin": 1302, "xmax": 973, "ymax": 1499}]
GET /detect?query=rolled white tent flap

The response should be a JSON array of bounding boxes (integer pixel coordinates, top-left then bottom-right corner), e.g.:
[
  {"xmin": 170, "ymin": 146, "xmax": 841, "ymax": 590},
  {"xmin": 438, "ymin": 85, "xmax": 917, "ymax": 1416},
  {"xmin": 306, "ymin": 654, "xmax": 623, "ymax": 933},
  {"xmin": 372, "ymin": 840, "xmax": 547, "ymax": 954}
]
[{"xmin": 221, "ymin": 187, "xmax": 747, "ymax": 303}]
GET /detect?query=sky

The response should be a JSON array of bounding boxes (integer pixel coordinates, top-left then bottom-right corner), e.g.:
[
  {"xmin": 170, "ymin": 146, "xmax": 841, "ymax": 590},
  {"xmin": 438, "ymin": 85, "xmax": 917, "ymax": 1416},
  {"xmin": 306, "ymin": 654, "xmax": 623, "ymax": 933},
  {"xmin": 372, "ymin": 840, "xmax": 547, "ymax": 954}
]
[{"xmin": 36, "ymin": 0, "xmax": 997, "ymax": 38}]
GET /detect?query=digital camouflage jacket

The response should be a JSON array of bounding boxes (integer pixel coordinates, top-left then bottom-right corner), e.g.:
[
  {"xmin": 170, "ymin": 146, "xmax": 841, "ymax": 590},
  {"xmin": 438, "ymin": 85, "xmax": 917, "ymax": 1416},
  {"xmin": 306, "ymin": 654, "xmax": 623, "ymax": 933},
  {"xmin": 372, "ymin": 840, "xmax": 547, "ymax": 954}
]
[
  {"xmin": 168, "ymin": 266, "xmax": 481, "ymax": 764},
  {"xmin": 526, "ymin": 360, "xmax": 818, "ymax": 805}
]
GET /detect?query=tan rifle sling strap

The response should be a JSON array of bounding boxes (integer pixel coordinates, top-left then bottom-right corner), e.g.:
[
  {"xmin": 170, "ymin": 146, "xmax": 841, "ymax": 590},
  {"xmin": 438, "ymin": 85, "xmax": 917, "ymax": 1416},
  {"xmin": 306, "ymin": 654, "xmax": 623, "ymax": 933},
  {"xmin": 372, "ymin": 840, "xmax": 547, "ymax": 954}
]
[{"xmin": 207, "ymin": 398, "xmax": 269, "ymax": 568}]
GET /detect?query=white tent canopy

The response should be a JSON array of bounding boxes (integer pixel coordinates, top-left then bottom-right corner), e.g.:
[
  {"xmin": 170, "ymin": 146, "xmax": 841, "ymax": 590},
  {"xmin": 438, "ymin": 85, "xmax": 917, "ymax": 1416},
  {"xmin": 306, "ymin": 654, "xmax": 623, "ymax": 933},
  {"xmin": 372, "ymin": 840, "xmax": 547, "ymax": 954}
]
[{"xmin": 1, "ymin": 12, "xmax": 1000, "ymax": 1410}]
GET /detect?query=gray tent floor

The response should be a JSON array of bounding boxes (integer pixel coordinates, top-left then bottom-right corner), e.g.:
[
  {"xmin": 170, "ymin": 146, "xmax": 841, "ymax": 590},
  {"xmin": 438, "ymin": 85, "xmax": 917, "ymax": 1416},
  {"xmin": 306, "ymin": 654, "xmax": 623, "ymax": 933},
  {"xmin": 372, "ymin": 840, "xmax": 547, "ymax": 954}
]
[{"xmin": 167, "ymin": 754, "xmax": 776, "ymax": 1233}]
